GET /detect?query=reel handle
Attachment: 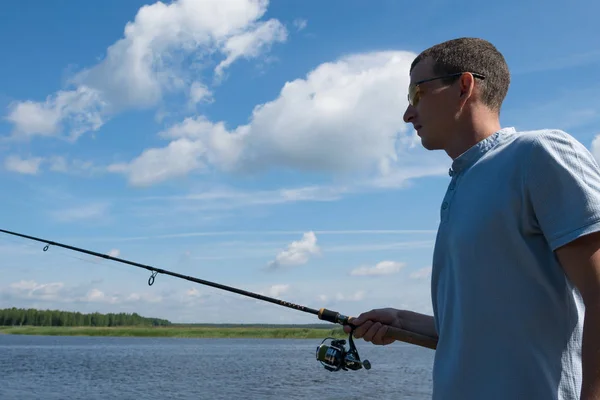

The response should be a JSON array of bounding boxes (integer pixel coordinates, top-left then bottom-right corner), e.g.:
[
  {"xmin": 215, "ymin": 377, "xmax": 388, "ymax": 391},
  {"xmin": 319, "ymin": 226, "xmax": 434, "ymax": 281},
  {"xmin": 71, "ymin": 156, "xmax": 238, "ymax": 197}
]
[{"xmin": 317, "ymin": 308, "xmax": 438, "ymax": 350}]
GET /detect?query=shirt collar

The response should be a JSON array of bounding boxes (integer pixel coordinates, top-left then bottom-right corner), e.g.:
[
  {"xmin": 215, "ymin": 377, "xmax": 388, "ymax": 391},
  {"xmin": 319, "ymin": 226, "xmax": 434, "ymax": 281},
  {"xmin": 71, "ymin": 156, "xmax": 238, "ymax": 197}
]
[{"xmin": 449, "ymin": 127, "xmax": 516, "ymax": 177}]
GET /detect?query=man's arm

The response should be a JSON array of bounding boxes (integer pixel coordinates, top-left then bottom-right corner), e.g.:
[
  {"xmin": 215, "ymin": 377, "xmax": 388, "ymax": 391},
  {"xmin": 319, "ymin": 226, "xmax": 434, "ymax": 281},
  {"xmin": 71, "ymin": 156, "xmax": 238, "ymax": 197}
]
[
  {"xmin": 556, "ymin": 231, "xmax": 600, "ymax": 400},
  {"xmin": 397, "ymin": 309, "xmax": 438, "ymax": 339},
  {"xmin": 344, "ymin": 308, "xmax": 438, "ymax": 346}
]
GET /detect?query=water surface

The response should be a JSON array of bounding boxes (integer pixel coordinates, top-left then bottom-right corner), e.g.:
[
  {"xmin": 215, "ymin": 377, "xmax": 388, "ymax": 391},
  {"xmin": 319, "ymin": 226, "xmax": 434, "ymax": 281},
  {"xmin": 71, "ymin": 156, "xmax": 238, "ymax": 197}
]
[{"xmin": 0, "ymin": 334, "xmax": 434, "ymax": 399}]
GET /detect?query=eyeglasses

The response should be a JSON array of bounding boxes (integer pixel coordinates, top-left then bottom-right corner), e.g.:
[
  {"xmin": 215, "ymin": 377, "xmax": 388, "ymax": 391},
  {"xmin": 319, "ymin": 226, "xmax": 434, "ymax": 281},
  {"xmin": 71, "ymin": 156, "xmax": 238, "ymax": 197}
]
[{"xmin": 408, "ymin": 72, "xmax": 485, "ymax": 107}]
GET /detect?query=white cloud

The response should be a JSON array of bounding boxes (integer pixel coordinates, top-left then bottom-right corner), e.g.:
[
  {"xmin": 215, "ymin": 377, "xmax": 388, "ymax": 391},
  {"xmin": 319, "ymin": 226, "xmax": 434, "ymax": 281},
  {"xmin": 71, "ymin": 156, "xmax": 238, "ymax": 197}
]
[
  {"xmin": 4, "ymin": 155, "xmax": 44, "ymax": 175},
  {"xmin": 215, "ymin": 17, "xmax": 287, "ymax": 78},
  {"xmin": 266, "ymin": 231, "xmax": 320, "ymax": 271},
  {"xmin": 47, "ymin": 156, "xmax": 98, "ymax": 176},
  {"xmin": 109, "ymin": 50, "xmax": 448, "ymax": 187},
  {"xmin": 50, "ymin": 202, "xmax": 110, "ymax": 222},
  {"xmin": 234, "ymin": 284, "xmax": 292, "ymax": 307},
  {"xmin": 349, "ymin": 260, "xmax": 405, "ymax": 276},
  {"xmin": 2, "ymin": 280, "xmax": 170, "ymax": 307},
  {"xmin": 124, "ymin": 292, "xmax": 163, "ymax": 304},
  {"xmin": 3, "ymin": 154, "xmax": 104, "ymax": 178},
  {"xmin": 186, "ymin": 288, "xmax": 203, "ymax": 298},
  {"xmin": 317, "ymin": 290, "xmax": 366, "ymax": 305},
  {"xmin": 5, "ymin": 86, "xmax": 106, "ymax": 140},
  {"xmin": 263, "ymin": 284, "xmax": 290, "ymax": 297},
  {"xmin": 9, "ymin": 280, "xmax": 65, "ymax": 300},
  {"xmin": 0, "ymin": 276, "xmax": 432, "ymax": 324},
  {"xmin": 189, "ymin": 81, "xmax": 213, "ymax": 106},
  {"xmin": 84, "ymin": 288, "xmax": 113, "ymax": 303},
  {"xmin": 127, "ymin": 184, "xmax": 346, "ymax": 216},
  {"xmin": 10, "ymin": 280, "xmax": 42, "ymax": 291},
  {"xmin": 293, "ymin": 18, "xmax": 307, "ymax": 32},
  {"xmin": 5, "ymin": 0, "xmax": 287, "ymax": 140},
  {"xmin": 410, "ymin": 266, "xmax": 432, "ymax": 279},
  {"xmin": 107, "ymin": 138, "xmax": 206, "ymax": 186},
  {"xmin": 107, "ymin": 249, "xmax": 121, "ymax": 258}
]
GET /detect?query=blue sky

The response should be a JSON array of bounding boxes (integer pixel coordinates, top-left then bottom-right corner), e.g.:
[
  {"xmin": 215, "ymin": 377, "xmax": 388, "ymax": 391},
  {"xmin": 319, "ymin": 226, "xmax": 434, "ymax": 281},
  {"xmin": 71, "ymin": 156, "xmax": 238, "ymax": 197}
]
[{"xmin": 1, "ymin": 0, "xmax": 599, "ymax": 324}]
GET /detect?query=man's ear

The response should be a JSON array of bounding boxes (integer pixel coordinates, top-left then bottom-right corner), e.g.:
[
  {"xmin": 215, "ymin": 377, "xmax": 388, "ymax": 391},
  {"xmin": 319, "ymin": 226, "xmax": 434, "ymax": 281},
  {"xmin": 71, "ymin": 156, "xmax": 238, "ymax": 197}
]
[{"xmin": 458, "ymin": 73, "xmax": 475, "ymax": 100}]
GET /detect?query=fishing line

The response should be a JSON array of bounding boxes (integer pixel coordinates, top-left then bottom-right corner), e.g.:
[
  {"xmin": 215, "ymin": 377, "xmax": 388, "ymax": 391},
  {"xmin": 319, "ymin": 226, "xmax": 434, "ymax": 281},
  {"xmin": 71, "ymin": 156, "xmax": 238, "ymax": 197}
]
[
  {"xmin": 0, "ymin": 234, "xmax": 135, "ymax": 279},
  {"xmin": 0, "ymin": 227, "xmax": 438, "ymax": 372}
]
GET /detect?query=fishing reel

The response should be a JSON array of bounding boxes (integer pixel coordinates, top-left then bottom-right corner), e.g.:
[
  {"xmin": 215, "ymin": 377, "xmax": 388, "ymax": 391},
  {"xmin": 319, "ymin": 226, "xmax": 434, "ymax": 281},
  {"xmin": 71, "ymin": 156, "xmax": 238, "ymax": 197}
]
[{"xmin": 315, "ymin": 329, "xmax": 371, "ymax": 372}]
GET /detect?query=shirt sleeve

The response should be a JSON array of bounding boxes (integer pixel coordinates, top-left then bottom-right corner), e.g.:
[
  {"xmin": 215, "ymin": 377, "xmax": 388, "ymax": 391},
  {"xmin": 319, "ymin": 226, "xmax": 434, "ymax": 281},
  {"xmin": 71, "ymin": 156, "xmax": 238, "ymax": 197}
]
[{"xmin": 525, "ymin": 129, "xmax": 600, "ymax": 251}]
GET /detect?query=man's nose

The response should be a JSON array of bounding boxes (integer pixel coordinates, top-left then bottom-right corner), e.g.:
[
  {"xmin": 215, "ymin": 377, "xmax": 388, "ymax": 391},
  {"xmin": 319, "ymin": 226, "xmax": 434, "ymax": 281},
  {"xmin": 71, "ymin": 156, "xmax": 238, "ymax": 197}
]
[{"xmin": 403, "ymin": 105, "xmax": 415, "ymax": 123}]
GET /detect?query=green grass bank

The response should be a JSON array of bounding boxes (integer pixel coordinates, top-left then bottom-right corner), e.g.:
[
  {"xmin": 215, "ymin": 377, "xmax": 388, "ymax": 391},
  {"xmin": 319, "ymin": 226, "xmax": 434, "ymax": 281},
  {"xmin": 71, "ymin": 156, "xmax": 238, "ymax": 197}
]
[{"xmin": 0, "ymin": 325, "xmax": 347, "ymax": 339}]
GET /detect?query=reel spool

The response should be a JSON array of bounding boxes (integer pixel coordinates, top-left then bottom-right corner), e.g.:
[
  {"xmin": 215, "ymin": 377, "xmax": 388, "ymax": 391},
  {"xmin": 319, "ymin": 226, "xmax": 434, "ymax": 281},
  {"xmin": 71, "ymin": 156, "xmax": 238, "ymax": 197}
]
[{"xmin": 315, "ymin": 329, "xmax": 371, "ymax": 372}]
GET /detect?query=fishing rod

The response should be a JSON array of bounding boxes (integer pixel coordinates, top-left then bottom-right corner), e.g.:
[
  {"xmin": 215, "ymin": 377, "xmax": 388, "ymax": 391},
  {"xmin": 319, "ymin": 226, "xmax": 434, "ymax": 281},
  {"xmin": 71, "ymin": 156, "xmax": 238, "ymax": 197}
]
[{"xmin": 0, "ymin": 228, "xmax": 438, "ymax": 371}]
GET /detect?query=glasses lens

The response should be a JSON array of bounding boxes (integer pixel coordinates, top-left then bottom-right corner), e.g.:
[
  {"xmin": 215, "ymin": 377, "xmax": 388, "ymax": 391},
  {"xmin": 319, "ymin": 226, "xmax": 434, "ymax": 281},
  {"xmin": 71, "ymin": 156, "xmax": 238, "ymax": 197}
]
[{"xmin": 408, "ymin": 84, "xmax": 418, "ymax": 106}]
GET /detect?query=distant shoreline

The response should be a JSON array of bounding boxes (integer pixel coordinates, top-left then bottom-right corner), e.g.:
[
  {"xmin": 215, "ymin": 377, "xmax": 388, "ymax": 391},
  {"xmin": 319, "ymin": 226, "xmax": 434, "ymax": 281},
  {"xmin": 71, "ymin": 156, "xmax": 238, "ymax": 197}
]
[{"xmin": 0, "ymin": 325, "xmax": 347, "ymax": 339}]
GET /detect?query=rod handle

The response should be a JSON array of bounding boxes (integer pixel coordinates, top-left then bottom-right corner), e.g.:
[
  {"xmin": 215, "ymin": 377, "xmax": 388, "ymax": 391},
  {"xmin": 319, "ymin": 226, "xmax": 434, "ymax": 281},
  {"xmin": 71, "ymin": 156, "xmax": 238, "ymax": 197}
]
[{"xmin": 317, "ymin": 307, "xmax": 438, "ymax": 350}]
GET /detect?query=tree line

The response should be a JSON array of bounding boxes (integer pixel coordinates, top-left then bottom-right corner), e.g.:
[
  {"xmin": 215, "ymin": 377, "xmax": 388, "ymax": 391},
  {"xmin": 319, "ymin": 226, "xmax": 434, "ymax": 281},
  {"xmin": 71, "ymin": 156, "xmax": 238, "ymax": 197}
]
[{"xmin": 0, "ymin": 307, "xmax": 171, "ymax": 327}]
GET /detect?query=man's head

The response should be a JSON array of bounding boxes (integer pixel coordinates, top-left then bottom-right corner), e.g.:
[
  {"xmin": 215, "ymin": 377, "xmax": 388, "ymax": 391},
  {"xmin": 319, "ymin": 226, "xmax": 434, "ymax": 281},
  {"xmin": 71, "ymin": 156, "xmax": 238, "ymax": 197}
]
[{"xmin": 403, "ymin": 38, "xmax": 510, "ymax": 155}]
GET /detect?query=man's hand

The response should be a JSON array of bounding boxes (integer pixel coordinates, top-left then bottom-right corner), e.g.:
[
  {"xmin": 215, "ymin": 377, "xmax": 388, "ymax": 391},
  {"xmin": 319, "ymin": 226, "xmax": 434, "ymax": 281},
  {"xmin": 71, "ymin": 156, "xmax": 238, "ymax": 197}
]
[
  {"xmin": 343, "ymin": 308, "xmax": 438, "ymax": 346},
  {"xmin": 343, "ymin": 308, "xmax": 402, "ymax": 345}
]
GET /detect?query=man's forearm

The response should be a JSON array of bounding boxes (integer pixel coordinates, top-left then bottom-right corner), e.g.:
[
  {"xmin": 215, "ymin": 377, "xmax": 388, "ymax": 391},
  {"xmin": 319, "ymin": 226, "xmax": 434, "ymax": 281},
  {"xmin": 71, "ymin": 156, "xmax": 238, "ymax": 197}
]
[
  {"xmin": 581, "ymin": 302, "xmax": 600, "ymax": 400},
  {"xmin": 398, "ymin": 310, "xmax": 438, "ymax": 339}
]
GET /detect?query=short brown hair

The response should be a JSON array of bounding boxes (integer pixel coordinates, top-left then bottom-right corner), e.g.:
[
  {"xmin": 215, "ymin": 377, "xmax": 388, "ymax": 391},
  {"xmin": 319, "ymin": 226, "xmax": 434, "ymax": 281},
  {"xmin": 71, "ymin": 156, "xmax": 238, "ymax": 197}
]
[{"xmin": 410, "ymin": 37, "xmax": 510, "ymax": 113}]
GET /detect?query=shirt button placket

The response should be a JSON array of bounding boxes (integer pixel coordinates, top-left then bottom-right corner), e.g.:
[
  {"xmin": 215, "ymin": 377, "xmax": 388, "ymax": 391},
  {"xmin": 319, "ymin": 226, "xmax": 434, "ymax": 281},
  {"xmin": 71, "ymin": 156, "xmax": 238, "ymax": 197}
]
[{"xmin": 440, "ymin": 175, "xmax": 458, "ymax": 223}]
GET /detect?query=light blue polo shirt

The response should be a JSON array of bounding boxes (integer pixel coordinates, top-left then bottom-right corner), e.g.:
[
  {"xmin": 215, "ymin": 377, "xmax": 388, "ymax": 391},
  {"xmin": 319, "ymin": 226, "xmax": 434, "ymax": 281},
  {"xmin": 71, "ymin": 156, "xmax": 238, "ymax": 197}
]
[{"xmin": 431, "ymin": 127, "xmax": 600, "ymax": 399}]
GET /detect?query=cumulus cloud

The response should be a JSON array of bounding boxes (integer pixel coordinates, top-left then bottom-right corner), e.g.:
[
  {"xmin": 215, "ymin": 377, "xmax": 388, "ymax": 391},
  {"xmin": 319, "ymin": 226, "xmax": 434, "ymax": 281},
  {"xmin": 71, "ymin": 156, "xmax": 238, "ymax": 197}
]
[
  {"xmin": 2, "ymin": 279, "xmax": 174, "ymax": 307},
  {"xmin": 3, "ymin": 154, "xmax": 102, "ymax": 177},
  {"xmin": 4, "ymin": 155, "xmax": 44, "ymax": 175},
  {"xmin": 106, "ymin": 138, "xmax": 207, "ymax": 186},
  {"xmin": 5, "ymin": 86, "xmax": 107, "ymax": 139},
  {"xmin": 214, "ymin": 17, "xmax": 287, "ymax": 78},
  {"xmin": 266, "ymin": 231, "xmax": 320, "ymax": 271},
  {"xmin": 109, "ymin": 50, "xmax": 448, "ymax": 187},
  {"xmin": 349, "ymin": 260, "xmax": 405, "ymax": 276},
  {"xmin": 189, "ymin": 81, "xmax": 213, "ymax": 106},
  {"xmin": 5, "ymin": 0, "xmax": 287, "ymax": 140}
]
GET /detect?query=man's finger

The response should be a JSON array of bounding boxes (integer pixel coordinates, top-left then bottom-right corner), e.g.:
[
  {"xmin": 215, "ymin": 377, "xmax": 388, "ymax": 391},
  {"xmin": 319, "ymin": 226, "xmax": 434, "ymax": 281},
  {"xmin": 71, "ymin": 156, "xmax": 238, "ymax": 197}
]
[
  {"xmin": 343, "ymin": 315, "xmax": 364, "ymax": 335},
  {"xmin": 372, "ymin": 324, "xmax": 389, "ymax": 345},
  {"xmin": 350, "ymin": 309, "xmax": 380, "ymax": 326},
  {"xmin": 348, "ymin": 313, "xmax": 367, "ymax": 326},
  {"xmin": 362, "ymin": 321, "xmax": 382, "ymax": 342},
  {"xmin": 352, "ymin": 320, "xmax": 373, "ymax": 339}
]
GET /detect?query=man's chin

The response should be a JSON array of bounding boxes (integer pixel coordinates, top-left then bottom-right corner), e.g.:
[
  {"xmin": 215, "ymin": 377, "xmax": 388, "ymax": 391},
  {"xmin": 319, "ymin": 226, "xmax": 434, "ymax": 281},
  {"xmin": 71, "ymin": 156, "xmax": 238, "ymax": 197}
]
[{"xmin": 418, "ymin": 136, "xmax": 437, "ymax": 150}]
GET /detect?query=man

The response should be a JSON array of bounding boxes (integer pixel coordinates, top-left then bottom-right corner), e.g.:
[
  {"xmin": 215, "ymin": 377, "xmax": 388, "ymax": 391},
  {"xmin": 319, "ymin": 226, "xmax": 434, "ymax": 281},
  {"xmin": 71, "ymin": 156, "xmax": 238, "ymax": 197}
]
[{"xmin": 344, "ymin": 37, "xmax": 600, "ymax": 399}]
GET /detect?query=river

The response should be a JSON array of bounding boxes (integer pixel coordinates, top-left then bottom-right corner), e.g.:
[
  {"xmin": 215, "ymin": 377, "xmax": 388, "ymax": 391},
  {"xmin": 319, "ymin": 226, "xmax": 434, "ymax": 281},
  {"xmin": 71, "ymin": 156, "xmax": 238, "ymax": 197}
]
[{"xmin": 0, "ymin": 334, "xmax": 434, "ymax": 399}]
